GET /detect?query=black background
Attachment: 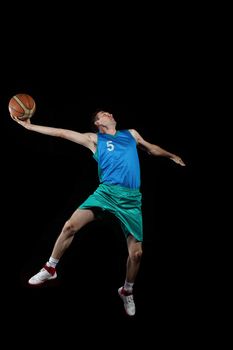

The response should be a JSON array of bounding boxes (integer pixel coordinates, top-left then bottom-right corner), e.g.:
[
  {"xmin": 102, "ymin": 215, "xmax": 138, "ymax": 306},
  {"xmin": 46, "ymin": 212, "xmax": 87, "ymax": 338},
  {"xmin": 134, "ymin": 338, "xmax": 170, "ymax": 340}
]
[{"xmin": 1, "ymin": 4, "xmax": 207, "ymax": 344}]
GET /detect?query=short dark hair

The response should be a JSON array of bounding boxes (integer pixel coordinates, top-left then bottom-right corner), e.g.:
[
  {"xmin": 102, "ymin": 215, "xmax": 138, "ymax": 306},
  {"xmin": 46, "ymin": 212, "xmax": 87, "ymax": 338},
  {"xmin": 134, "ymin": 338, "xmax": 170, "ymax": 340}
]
[{"xmin": 91, "ymin": 109, "xmax": 110, "ymax": 132}]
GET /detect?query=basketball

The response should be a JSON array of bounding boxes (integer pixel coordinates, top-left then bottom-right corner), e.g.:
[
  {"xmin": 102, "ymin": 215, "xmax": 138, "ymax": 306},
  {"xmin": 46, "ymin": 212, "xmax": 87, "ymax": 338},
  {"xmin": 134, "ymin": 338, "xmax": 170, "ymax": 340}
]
[{"xmin": 8, "ymin": 93, "xmax": 36, "ymax": 120}]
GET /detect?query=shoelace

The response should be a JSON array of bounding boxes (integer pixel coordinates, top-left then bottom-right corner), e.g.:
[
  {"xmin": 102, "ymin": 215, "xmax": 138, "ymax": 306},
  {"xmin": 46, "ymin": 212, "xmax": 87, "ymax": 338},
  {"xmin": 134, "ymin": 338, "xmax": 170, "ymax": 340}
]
[
  {"xmin": 125, "ymin": 295, "xmax": 134, "ymax": 304},
  {"xmin": 39, "ymin": 268, "xmax": 51, "ymax": 275}
]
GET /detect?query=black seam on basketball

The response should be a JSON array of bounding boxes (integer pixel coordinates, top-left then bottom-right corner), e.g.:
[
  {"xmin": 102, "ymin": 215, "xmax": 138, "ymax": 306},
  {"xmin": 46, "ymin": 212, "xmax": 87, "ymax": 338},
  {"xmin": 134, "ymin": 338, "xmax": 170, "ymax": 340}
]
[
  {"xmin": 13, "ymin": 96, "xmax": 28, "ymax": 113},
  {"xmin": 14, "ymin": 96, "xmax": 35, "ymax": 113},
  {"xmin": 11, "ymin": 95, "xmax": 35, "ymax": 117},
  {"xmin": 9, "ymin": 106, "xmax": 24, "ymax": 115}
]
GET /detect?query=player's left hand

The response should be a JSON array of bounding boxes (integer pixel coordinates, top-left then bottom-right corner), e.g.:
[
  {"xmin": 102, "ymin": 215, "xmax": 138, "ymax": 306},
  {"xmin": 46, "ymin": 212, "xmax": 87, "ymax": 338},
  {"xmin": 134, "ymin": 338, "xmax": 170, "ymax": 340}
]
[{"xmin": 171, "ymin": 155, "xmax": 186, "ymax": 166}]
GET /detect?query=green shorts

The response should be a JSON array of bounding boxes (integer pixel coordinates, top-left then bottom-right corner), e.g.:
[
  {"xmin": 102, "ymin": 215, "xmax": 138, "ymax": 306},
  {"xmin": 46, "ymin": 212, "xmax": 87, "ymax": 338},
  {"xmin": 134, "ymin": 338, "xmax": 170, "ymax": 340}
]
[{"xmin": 79, "ymin": 184, "xmax": 143, "ymax": 242}]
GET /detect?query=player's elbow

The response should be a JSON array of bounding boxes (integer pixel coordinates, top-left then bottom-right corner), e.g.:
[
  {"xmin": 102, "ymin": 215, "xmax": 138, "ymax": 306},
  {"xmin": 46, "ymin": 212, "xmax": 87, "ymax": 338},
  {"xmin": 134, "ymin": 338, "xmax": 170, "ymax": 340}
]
[{"xmin": 58, "ymin": 129, "xmax": 67, "ymax": 138}]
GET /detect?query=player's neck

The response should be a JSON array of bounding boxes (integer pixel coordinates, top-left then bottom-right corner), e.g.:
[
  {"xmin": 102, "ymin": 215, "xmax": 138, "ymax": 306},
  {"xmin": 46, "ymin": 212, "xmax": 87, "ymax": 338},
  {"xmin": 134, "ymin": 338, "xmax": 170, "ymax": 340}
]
[{"xmin": 100, "ymin": 126, "xmax": 117, "ymax": 135}]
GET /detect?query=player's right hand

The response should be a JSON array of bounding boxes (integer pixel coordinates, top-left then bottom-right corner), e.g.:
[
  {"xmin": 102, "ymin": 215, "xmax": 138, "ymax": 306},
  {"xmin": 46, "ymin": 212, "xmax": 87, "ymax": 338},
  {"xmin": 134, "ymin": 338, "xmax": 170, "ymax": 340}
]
[{"xmin": 10, "ymin": 114, "xmax": 31, "ymax": 127}]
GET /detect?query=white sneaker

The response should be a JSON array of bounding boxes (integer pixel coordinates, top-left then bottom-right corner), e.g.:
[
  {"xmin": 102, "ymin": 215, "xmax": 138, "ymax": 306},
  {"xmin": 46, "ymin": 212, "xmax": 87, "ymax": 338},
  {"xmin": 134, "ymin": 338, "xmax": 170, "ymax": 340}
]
[
  {"xmin": 118, "ymin": 287, "xmax": 136, "ymax": 316},
  {"xmin": 28, "ymin": 265, "xmax": 57, "ymax": 285}
]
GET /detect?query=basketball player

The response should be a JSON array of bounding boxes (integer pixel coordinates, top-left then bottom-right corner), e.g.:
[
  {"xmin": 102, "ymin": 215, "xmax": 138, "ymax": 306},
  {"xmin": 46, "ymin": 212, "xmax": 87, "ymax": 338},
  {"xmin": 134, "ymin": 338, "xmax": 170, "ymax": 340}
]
[{"xmin": 11, "ymin": 110, "xmax": 186, "ymax": 316}]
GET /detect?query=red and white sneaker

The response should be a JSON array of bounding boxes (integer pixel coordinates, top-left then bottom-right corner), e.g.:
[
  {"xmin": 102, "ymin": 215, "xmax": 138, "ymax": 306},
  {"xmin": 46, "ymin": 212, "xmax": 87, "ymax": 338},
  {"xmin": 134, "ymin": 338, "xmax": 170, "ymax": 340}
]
[
  {"xmin": 28, "ymin": 264, "xmax": 57, "ymax": 285},
  {"xmin": 118, "ymin": 287, "xmax": 136, "ymax": 316}
]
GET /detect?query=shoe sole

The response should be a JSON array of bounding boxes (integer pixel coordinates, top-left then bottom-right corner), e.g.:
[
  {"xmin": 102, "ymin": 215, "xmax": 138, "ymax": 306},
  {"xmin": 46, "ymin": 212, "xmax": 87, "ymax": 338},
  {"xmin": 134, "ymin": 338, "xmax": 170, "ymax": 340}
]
[{"xmin": 28, "ymin": 274, "xmax": 57, "ymax": 286}]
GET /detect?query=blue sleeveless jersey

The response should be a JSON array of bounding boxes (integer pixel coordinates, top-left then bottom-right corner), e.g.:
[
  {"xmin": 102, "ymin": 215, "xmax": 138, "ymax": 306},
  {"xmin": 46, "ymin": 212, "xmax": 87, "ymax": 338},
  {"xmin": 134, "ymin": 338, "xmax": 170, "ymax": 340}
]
[{"xmin": 93, "ymin": 130, "xmax": 141, "ymax": 189}]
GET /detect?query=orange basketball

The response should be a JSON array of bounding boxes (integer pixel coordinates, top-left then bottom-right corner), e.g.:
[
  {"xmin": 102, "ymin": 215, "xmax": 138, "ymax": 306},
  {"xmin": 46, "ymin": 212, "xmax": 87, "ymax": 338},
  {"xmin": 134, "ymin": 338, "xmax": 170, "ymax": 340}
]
[{"xmin": 8, "ymin": 93, "xmax": 36, "ymax": 120}]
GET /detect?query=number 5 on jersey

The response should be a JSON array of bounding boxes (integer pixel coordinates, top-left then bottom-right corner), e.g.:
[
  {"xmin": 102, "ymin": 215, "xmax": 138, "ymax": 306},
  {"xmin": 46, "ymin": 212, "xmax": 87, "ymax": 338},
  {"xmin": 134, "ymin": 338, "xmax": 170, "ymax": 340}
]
[{"xmin": 106, "ymin": 140, "xmax": 114, "ymax": 151}]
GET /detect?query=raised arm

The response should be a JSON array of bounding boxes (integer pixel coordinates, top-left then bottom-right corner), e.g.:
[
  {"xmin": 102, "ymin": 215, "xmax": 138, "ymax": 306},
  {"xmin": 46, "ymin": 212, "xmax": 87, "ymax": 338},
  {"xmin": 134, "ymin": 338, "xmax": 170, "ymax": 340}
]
[
  {"xmin": 129, "ymin": 129, "xmax": 186, "ymax": 166},
  {"xmin": 11, "ymin": 117, "xmax": 97, "ymax": 153}
]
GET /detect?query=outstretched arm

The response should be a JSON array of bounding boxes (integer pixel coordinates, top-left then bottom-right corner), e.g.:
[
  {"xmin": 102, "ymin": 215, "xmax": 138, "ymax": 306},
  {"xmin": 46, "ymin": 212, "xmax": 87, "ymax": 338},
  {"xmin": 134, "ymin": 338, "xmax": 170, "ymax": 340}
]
[
  {"xmin": 130, "ymin": 129, "xmax": 186, "ymax": 166},
  {"xmin": 11, "ymin": 117, "xmax": 97, "ymax": 153}
]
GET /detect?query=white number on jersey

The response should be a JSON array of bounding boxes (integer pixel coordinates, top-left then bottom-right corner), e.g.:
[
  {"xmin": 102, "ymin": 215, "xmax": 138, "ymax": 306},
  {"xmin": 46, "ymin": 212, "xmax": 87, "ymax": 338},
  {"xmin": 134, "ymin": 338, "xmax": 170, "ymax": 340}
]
[{"xmin": 106, "ymin": 140, "xmax": 114, "ymax": 151}]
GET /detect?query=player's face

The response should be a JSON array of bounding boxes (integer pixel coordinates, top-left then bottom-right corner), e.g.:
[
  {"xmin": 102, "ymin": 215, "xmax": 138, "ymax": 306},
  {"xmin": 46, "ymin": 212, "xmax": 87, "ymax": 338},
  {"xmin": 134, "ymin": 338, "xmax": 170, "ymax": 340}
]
[{"xmin": 94, "ymin": 111, "xmax": 115, "ymax": 127}]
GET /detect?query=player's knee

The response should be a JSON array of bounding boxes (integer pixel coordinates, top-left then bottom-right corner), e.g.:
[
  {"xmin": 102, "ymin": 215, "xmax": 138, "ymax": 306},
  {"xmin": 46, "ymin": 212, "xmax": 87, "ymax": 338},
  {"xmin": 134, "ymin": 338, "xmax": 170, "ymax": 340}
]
[
  {"xmin": 130, "ymin": 248, "xmax": 143, "ymax": 262},
  {"xmin": 63, "ymin": 220, "xmax": 76, "ymax": 236}
]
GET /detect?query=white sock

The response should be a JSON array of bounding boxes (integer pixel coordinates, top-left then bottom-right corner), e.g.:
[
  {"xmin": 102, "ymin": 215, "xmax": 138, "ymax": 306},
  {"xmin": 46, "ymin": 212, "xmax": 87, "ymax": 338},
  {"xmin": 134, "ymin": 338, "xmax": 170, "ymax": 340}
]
[
  {"xmin": 123, "ymin": 281, "xmax": 134, "ymax": 294},
  {"xmin": 47, "ymin": 257, "xmax": 59, "ymax": 268}
]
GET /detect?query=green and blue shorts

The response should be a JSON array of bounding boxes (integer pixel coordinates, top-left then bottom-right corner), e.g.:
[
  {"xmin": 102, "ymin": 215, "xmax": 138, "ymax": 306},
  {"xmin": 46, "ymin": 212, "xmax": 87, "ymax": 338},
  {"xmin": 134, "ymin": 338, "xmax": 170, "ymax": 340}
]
[{"xmin": 79, "ymin": 184, "xmax": 143, "ymax": 242}]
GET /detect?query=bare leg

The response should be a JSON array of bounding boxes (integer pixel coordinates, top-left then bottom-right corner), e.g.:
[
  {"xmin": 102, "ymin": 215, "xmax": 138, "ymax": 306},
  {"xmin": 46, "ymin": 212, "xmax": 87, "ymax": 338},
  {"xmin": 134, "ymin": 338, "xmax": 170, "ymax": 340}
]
[
  {"xmin": 28, "ymin": 209, "xmax": 96, "ymax": 285},
  {"xmin": 125, "ymin": 234, "xmax": 143, "ymax": 283},
  {"xmin": 50, "ymin": 208, "xmax": 95, "ymax": 260},
  {"xmin": 117, "ymin": 235, "xmax": 142, "ymax": 316}
]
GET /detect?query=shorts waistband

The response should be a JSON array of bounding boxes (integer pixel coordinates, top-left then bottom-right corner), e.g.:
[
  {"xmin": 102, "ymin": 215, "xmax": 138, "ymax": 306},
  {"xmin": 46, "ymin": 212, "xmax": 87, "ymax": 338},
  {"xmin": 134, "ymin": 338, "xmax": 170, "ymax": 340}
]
[{"xmin": 99, "ymin": 183, "xmax": 141, "ymax": 194}]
